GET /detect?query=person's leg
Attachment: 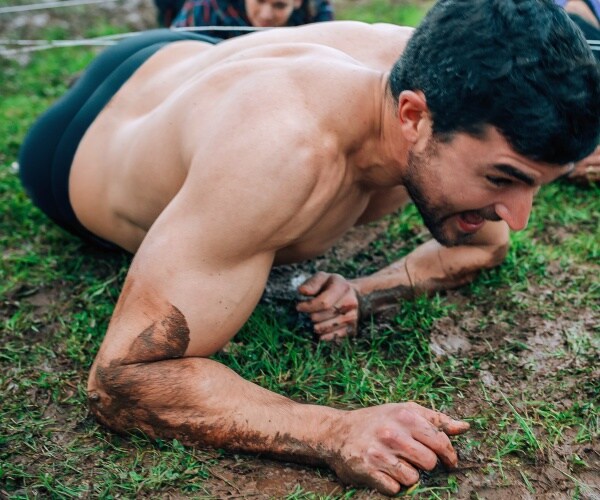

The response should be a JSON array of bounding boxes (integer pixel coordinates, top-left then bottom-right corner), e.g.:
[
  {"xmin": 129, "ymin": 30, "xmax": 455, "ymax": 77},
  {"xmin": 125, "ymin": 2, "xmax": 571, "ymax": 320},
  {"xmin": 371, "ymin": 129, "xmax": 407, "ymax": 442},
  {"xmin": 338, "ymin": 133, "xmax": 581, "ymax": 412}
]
[{"xmin": 19, "ymin": 30, "xmax": 220, "ymax": 249}]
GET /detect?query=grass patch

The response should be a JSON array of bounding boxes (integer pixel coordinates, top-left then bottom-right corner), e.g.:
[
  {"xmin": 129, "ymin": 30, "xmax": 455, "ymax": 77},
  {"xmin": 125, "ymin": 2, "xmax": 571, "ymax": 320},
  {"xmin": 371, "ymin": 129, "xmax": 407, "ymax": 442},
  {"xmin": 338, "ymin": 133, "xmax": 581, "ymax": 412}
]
[{"xmin": 1, "ymin": 1, "xmax": 598, "ymax": 498}]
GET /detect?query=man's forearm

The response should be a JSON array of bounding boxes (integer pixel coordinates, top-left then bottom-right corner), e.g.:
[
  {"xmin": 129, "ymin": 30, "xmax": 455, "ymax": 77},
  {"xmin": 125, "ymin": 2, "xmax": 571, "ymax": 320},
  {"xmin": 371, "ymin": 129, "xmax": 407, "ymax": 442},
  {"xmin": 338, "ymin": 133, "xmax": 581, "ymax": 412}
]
[
  {"xmin": 88, "ymin": 352, "xmax": 471, "ymax": 495},
  {"xmin": 88, "ymin": 356, "xmax": 342, "ymax": 464},
  {"xmin": 351, "ymin": 237, "xmax": 508, "ymax": 317}
]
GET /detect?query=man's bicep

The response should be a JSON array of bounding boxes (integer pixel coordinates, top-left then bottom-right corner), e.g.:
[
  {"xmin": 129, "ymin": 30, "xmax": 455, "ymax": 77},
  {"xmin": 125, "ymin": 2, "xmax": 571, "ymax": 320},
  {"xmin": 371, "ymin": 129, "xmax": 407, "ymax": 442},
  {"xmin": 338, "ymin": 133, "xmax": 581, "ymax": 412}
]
[{"xmin": 99, "ymin": 201, "xmax": 275, "ymax": 364}]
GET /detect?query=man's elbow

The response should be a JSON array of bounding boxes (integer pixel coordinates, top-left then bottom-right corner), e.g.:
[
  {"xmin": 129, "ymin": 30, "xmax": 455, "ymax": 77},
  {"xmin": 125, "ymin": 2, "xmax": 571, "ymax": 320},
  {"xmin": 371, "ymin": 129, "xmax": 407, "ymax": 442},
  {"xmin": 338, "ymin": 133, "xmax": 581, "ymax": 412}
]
[
  {"xmin": 87, "ymin": 362, "xmax": 145, "ymax": 435},
  {"xmin": 488, "ymin": 239, "xmax": 509, "ymax": 268},
  {"xmin": 484, "ymin": 224, "xmax": 510, "ymax": 269},
  {"xmin": 472, "ymin": 221, "xmax": 510, "ymax": 269}
]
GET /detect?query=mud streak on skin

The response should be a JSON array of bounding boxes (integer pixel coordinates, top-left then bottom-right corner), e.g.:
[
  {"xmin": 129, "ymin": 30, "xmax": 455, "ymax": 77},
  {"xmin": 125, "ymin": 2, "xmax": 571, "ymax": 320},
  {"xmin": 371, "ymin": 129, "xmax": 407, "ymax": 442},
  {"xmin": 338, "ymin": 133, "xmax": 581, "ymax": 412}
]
[
  {"xmin": 124, "ymin": 304, "xmax": 190, "ymax": 363},
  {"xmin": 87, "ymin": 303, "xmax": 333, "ymax": 465}
]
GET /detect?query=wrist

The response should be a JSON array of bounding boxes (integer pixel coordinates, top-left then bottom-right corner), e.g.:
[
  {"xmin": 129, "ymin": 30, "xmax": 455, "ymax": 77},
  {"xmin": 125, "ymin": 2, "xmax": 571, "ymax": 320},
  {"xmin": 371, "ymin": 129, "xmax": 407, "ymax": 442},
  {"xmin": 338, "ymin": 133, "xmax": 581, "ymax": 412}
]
[{"xmin": 313, "ymin": 406, "xmax": 348, "ymax": 463}]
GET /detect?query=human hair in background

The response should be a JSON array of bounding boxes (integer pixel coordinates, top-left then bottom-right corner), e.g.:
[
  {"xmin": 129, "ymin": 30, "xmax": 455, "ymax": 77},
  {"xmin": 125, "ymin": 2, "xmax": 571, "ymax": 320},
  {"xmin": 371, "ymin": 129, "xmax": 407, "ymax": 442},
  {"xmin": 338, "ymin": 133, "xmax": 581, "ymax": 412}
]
[
  {"xmin": 167, "ymin": 0, "xmax": 334, "ymax": 38},
  {"xmin": 389, "ymin": 0, "xmax": 600, "ymax": 166}
]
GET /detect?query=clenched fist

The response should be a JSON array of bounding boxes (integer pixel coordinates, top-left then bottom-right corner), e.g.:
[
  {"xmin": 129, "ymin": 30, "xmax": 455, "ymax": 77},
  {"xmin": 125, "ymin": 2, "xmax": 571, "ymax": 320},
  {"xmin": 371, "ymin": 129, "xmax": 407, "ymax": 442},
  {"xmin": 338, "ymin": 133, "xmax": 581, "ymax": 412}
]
[
  {"xmin": 296, "ymin": 272, "xmax": 361, "ymax": 341},
  {"xmin": 324, "ymin": 402, "xmax": 470, "ymax": 495}
]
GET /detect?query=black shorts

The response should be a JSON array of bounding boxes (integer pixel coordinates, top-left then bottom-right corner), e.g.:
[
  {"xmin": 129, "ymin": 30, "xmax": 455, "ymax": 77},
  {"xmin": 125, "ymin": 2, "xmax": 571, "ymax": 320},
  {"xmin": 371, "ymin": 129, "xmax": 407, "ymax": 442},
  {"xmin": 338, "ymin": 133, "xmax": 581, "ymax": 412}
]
[{"xmin": 19, "ymin": 29, "xmax": 220, "ymax": 250}]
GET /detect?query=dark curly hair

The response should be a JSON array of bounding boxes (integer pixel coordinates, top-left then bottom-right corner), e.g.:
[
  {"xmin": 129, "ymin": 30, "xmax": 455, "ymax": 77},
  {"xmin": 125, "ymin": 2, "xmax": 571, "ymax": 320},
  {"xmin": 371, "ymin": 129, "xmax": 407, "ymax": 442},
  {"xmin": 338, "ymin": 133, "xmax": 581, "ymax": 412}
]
[{"xmin": 389, "ymin": 0, "xmax": 600, "ymax": 165}]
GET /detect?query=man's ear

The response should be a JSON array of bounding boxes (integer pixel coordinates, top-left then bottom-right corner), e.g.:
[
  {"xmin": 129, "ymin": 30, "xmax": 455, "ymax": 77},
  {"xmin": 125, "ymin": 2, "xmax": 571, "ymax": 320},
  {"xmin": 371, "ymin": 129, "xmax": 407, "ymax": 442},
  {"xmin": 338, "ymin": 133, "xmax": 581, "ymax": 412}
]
[
  {"xmin": 397, "ymin": 90, "xmax": 429, "ymax": 144},
  {"xmin": 293, "ymin": 0, "xmax": 302, "ymax": 8}
]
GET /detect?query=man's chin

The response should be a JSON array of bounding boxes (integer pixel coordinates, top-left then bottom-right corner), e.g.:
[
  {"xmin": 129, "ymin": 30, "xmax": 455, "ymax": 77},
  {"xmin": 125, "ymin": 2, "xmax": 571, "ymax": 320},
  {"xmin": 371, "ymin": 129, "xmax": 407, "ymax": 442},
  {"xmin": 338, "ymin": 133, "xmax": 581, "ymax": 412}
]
[{"xmin": 429, "ymin": 225, "xmax": 473, "ymax": 247}]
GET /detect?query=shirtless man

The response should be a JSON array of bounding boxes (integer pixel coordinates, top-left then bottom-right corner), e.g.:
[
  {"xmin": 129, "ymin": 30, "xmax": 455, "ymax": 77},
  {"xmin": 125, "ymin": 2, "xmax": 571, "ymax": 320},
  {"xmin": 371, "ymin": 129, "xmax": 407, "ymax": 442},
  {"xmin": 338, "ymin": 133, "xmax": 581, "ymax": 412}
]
[{"xmin": 19, "ymin": 0, "xmax": 600, "ymax": 494}]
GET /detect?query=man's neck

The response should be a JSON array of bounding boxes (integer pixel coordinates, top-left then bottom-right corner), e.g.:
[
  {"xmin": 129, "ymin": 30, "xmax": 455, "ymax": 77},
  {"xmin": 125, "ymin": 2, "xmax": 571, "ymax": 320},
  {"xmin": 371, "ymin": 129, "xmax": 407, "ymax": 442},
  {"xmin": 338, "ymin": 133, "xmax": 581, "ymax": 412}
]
[{"xmin": 352, "ymin": 73, "xmax": 410, "ymax": 189}]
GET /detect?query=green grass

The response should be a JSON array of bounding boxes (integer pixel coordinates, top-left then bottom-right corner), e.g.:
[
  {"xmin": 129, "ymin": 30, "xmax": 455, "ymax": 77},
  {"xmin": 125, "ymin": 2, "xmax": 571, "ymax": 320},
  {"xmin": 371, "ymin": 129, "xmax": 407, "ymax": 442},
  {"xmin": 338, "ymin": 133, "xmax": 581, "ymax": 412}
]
[
  {"xmin": 336, "ymin": 0, "xmax": 433, "ymax": 25},
  {"xmin": 1, "ymin": 2, "xmax": 599, "ymax": 499}
]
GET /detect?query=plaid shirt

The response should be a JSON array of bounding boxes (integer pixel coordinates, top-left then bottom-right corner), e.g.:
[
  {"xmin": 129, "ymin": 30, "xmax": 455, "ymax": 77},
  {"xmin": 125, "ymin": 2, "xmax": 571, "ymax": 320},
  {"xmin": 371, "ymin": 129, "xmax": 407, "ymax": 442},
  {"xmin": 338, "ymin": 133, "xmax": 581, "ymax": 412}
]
[{"xmin": 172, "ymin": 0, "xmax": 334, "ymax": 39}]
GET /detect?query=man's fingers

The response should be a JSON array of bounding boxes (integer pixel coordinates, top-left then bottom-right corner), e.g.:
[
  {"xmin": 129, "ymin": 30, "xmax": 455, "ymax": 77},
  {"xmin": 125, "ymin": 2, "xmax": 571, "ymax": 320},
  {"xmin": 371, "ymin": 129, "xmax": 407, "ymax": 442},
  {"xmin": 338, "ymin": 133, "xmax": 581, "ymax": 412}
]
[
  {"xmin": 314, "ymin": 311, "xmax": 358, "ymax": 336},
  {"xmin": 363, "ymin": 470, "xmax": 402, "ymax": 496},
  {"xmin": 446, "ymin": 419, "xmax": 470, "ymax": 435},
  {"xmin": 392, "ymin": 404, "xmax": 468, "ymax": 468},
  {"xmin": 386, "ymin": 457, "xmax": 421, "ymax": 486},
  {"xmin": 296, "ymin": 283, "xmax": 348, "ymax": 313},
  {"xmin": 297, "ymin": 272, "xmax": 331, "ymax": 296},
  {"xmin": 408, "ymin": 404, "xmax": 470, "ymax": 436},
  {"xmin": 410, "ymin": 423, "xmax": 458, "ymax": 469},
  {"xmin": 319, "ymin": 326, "xmax": 354, "ymax": 342},
  {"xmin": 308, "ymin": 309, "xmax": 338, "ymax": 323},
  {"xmin": 378, "ymin": 430, "xmax": 439, "ymax": 471}
]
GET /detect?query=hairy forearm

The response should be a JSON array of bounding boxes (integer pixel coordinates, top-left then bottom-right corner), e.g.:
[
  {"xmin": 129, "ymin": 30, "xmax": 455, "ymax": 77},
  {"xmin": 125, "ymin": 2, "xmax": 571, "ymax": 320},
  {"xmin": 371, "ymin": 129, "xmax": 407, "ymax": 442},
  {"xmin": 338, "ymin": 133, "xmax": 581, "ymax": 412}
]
[
  {"xmin": 88, "ymin": 356, "xmax": 342, "ymax": 464},
  {"xmin": 352, "ymin": 237, "xmax": 508, "ymax": 317}
]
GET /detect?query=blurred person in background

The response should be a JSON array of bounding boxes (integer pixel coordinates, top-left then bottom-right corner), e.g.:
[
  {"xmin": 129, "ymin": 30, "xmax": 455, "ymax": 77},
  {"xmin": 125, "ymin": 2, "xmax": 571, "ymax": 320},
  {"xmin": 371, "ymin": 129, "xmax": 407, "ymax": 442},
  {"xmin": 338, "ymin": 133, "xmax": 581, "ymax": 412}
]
[
  {"xmin": 556, "ymin": 0, "xmax": 600, "ymax": 183},
  {"xmin": 558, "ymin": 0, "xmax": 600, "ymax": 41},
  {"xmin": 155, "ymin": 0, "xmax": 334, "ymax": 38},
  {"xmin": 154, "ymin": 0, "xmax": 186, "ymax": 26}
]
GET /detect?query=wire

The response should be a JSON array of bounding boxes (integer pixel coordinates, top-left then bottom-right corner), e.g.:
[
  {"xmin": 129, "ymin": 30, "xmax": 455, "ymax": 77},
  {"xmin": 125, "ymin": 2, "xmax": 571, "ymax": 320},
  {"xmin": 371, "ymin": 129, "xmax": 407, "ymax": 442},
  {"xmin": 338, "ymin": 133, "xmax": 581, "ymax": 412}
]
[
  {"xmin": 171, "ymin": 26, "xmax": 265, "ymax": 32},
  {"xmin": 0, "ymin": 26, "xmax": 271, "ymax": 56},
  {"xmin": 0, "ymin": 0, "xmax": 118, "ymax": 15},
  {"xmin": 1, "ymin": 40, "xmax": 116, "ymax": 56}
]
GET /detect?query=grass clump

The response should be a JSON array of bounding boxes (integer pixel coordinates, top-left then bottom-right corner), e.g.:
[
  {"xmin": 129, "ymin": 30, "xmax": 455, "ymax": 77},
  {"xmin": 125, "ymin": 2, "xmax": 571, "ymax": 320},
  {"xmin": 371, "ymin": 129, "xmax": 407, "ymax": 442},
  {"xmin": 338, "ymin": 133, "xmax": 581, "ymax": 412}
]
[{"xmin": 1, "ymin": 1, "xmax": 598, "ymax": 498}]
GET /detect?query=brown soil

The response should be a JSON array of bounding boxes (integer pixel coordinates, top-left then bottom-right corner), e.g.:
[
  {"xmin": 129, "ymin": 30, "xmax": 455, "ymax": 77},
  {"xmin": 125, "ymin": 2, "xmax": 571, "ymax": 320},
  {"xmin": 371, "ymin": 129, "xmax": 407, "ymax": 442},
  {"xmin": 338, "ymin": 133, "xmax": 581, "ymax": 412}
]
[
  {"xmin": 259, "ymin": 220, "xmax": 600, "ymax": 499},
  {"xmin": 2, "ymin": 3, "xmax": 598, "ymax": 499}
]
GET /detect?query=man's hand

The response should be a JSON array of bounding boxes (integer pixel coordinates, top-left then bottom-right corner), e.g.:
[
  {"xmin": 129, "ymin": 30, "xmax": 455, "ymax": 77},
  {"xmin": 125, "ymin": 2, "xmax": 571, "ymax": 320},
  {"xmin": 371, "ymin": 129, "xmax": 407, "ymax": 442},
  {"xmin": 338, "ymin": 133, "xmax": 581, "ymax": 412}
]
[
  {"xmin": 326, "ymin": 402, "xmax": 470, "ymax": 496},
  {"xmin": 568, "ymin": 145, "xmax": 600, "ymax": 185},
  {"xmin": 296, "ymin": 272, "xmax": 360, "ymax": 341}
]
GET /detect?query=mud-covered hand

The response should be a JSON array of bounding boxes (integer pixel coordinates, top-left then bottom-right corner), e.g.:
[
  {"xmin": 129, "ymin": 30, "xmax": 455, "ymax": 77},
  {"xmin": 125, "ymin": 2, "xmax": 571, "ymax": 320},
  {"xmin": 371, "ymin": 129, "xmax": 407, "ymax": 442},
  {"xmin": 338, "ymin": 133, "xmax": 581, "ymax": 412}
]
[
  {"xmin": 296, "ymin": 271, "xmax": 361, "ymax": 341},
  {"xmin": 325, "ymin": 402, "xmax": 470, "ymax": 496}
]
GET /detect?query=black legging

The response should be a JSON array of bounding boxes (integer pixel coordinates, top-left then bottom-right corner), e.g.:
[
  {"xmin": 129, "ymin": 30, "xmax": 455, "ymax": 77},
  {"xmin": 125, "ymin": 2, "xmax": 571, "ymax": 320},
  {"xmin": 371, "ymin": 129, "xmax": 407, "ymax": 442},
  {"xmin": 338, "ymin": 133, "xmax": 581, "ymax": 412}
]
[{"xmin": 19, "ymin": 30, "xmax": 219, "ymax": 249}]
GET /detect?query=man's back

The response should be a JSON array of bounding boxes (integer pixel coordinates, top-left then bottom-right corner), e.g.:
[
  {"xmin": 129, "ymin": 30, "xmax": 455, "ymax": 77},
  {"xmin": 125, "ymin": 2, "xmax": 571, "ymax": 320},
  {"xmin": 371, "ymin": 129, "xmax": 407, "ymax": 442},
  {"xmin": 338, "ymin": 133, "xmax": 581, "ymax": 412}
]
[{"xmin": 69, "ymin": 22, "xmax": 413, "ymax": 253}]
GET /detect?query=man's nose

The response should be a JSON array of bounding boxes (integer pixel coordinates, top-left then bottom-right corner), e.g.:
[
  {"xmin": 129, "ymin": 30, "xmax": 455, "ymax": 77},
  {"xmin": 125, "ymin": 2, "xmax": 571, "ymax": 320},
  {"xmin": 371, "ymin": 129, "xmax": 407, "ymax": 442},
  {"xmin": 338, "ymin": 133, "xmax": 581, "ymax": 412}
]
[
  {"xmin": 494, "ymin": 189, "xmax": 535, "ymax": 231},
  {"xmin": 259, "ymin": 5, "xmax": 274, "ymax": 21}
]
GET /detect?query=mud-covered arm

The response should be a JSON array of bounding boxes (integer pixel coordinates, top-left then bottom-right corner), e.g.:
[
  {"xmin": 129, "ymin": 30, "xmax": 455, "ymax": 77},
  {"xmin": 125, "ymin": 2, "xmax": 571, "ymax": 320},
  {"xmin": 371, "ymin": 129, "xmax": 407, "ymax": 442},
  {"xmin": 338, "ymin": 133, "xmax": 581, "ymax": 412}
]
[
  {"xmin": 86, "ymin": 169, "xmax": 344, "ymax": 462},
  {"xmin": 297, "ymin": 221, "xmax": 509, "ymax": 340},
  {"xmin": 86, "ymin": 172, "xmax": 470, "ymax": 495},
  {"xmin": 353, "ymin": 220, "xmax": 510, "ymax": 315}
]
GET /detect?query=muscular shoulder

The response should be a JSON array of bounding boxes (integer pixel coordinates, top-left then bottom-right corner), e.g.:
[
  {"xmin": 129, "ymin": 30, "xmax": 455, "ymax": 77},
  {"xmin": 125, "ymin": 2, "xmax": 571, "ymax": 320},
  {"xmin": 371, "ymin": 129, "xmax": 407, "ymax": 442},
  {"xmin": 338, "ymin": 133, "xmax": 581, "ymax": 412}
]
[
  {"xmin": 169, "ymin": 50, "xmax": 371, "ymax": 248},
  {"xmin": 178, "ymin": 42, "xmax": 379, "ymax": 161},
  {"xmin": 208, "ymin": 21, "xmax": 414, "ymax": 71}
]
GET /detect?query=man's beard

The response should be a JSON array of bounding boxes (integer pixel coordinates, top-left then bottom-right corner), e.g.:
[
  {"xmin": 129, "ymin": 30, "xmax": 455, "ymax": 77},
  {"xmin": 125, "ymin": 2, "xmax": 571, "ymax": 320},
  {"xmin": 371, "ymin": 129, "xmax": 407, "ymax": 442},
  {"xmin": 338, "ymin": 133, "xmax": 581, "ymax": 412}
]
[{"xmin": 404, "ymin": 147, "xmax": 468, "ymax": 247}]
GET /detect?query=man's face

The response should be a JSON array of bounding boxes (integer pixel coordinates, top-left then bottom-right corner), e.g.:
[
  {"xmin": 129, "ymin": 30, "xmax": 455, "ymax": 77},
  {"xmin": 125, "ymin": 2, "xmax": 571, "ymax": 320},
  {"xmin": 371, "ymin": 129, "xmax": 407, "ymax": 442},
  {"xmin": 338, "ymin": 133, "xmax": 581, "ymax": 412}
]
[
  {"xmin": 404, "ymin": 127, "xmax": 573, "ymax": 247},
  {"xmin": 245, "ymin": 0, "xmax": 299, "ymax": 27}
]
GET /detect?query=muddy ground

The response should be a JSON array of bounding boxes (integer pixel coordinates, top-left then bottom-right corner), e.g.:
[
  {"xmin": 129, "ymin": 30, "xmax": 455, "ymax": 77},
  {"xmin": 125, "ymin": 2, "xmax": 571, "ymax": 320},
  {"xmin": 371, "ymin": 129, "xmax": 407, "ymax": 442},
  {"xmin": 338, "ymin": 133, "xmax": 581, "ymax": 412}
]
[
  {"xmin": 2, "ymin": 1, "xmax": 599, "ymax": 498},
  {"xmin": 4, "ymin": 217, "xmax": 599, "ymax": 499},
  {"xmin": 260, "ymin": 221, "xmax": 600, "ymax": 500}
]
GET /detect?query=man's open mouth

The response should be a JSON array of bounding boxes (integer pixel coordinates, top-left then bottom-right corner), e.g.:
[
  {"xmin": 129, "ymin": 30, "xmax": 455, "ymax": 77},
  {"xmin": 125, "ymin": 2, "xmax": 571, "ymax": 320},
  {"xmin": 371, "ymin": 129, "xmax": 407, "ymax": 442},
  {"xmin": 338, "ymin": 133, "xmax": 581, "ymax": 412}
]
[{"xmin": 457, "ymin": 211, "xmax": 485, "ymax": 233}]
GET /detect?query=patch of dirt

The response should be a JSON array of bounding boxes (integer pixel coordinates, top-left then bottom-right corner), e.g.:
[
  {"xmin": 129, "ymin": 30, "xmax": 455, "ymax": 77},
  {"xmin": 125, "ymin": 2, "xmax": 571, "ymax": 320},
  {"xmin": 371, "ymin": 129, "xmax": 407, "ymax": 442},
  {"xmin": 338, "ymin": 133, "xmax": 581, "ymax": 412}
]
[
  {"xmin": 429, "ymin": 282, "xmax": 600, "ymax": 499},
  {"xmin": 203, "ymin": 458, "xmax": 345, "ymax": 498},
  {"xmin": 263, "ymin": 218, "xmax": 390, "ymax": 302},
  {"xmin": 3, "ymin": 2, "xmax": 599, "ymax": 498}
]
